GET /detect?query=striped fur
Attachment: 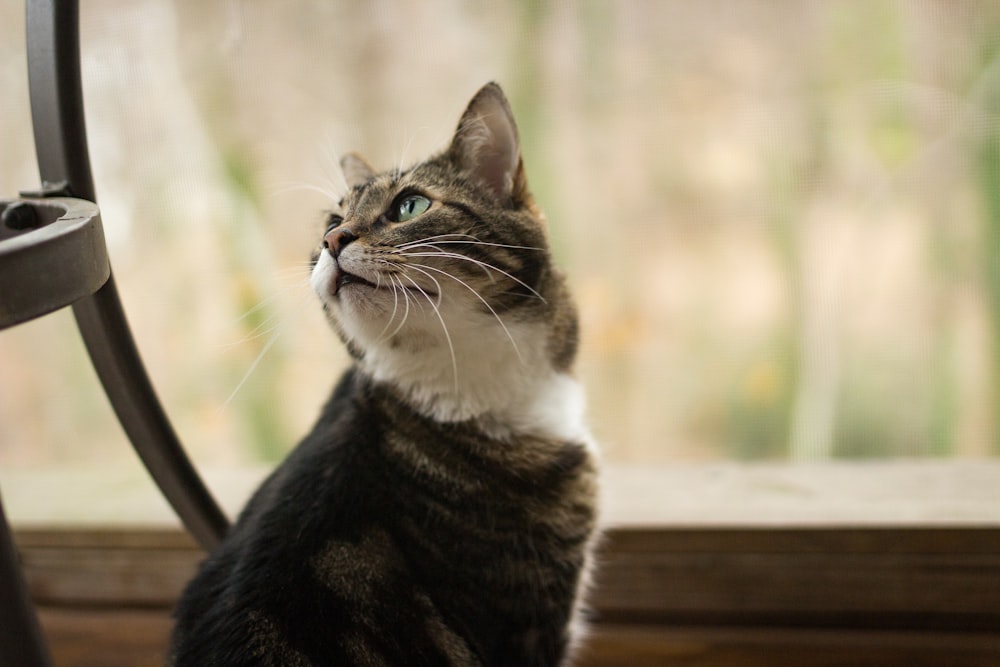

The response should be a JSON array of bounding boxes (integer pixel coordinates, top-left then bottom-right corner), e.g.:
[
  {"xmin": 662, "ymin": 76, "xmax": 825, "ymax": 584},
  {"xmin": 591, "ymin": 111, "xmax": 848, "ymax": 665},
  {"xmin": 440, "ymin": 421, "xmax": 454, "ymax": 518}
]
[{"xmin": 170, "ymin": 83, "xmax": 599, "ymax": 666}]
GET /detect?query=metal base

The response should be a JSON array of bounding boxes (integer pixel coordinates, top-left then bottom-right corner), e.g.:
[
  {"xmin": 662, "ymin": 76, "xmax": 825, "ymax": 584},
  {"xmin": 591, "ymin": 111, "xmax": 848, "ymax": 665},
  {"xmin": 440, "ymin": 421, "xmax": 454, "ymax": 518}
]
[{"xmin": 0, "ymin": 494, "xmax": 52, "ymax": 667}]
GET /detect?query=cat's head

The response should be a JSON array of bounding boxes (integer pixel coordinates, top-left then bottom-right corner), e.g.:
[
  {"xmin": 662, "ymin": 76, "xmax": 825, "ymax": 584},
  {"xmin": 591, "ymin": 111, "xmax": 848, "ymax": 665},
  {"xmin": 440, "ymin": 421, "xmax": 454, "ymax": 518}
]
[{"xmin": 310, "ymin": 83, "xmax": 578, "ymax": 421}]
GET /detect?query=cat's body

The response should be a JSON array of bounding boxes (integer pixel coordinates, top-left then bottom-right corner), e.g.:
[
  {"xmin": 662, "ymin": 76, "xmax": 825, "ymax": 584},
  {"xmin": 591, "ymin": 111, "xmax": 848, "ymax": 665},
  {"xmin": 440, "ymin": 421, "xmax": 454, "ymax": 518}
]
[{"xmin": 169, "ymin": 83, "xmax": 599, "ymax": 667}]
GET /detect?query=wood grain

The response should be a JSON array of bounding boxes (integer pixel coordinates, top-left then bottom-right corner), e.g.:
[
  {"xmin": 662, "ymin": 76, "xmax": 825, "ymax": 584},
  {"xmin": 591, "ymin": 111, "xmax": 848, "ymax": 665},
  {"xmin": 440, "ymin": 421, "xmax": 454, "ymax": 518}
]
[
  {"xmin": 34, "ymin": 610, "xmax": 1000, "ymax": 667},
  {"xmin": 14, "ymin": 527, "xmax": 1000, "ymax": 665}
]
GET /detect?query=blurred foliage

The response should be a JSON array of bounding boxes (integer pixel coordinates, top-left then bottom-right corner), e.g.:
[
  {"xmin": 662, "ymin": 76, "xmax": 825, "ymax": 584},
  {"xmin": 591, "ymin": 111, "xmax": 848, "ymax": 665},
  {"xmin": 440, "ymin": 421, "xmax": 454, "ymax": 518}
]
[
  {"xmin": 977, "ymin": 34, "xmax": 1000, "ymax": 456},
  {"xmin": 1, "ymin": 0, "xmax": 999, "ymax": 468}
]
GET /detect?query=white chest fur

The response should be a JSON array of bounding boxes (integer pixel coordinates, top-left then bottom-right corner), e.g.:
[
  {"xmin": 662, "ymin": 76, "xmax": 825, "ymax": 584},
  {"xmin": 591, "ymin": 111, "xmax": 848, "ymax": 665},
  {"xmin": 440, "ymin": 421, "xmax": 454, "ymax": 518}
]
[
  {"xmin": 312, "ymin": 249, "xmax": 592, "ymax": 445},
  {"xmin": 362, "ymin": 315, "xmax": 592, "ymax": 446}
]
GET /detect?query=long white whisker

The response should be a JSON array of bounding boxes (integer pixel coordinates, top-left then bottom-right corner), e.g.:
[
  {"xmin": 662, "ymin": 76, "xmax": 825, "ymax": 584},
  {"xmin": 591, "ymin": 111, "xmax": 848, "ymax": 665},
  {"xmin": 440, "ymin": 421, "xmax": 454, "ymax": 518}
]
[
  {"xmin": 221, "ymin": 332, "xmax": 282, "ymax": 409},
  {"xmin": 370, "ymin": 258, "xmax": 414, "ymax": 343},
  {"xmin": 231, "ymin": 295, "xmax": 284, "ymax": 329},
  {"xmin": 399, "ymin": 243, "xmax": 495, "ymax": 281},
  {"xmin": 230, "ymin": 278, "xmax": 308, "ymax": 327},
  {"xmin": 384, "ymin": 273, "xmax": 413, "ymax": 341},
  {"xmin": 398, "ymin": 235, "xmax": 544, "ymax": 253},
  {"xmin": 395, "ymin": 127, "xmax": 416, "ymax": 175},
  {"xmin": 399, "ymin": 250, "xmax": 547, "ymax": 303},
  {"xmin": 223, "ymin": 318, "xmax": 284, "ymax": 349},
  {"xmin": 423, "ymin": 240, "xmax": 545, "ymax": 252},
  {"xmin": 406, "ymin": 262, "xmax": 523, "ymax": 363},
  {"xmin": 401, "ymin": 264, "xmax": 444, "ymax": 307},
  {"xmin": 396, "ymin": 233, "xmax": 480, "ymax": 250},
  {"xmin": 226, "ymin": 277, "xmax": 314, "ymax": 349},
  {"xmin": 373, "ymin": 271, "xmax": 403, "ymax": 343},
  {"xmin": 273, "ymin": 265, "xmax": 318, "ymax": 280},
  {"xmin": 268, "ymin": 180, "xmax": 342, "ymax": 203},
  {"xmin": 400, "ymin": 273, "xmax": 458, "ymax": 393},
  {"xmin": 218, "ymin": 266, "xmax": 321, "ymax": 410},
  {"xmin": 320, "ymin": 134, "xmax": 350, "ymax": 195}
]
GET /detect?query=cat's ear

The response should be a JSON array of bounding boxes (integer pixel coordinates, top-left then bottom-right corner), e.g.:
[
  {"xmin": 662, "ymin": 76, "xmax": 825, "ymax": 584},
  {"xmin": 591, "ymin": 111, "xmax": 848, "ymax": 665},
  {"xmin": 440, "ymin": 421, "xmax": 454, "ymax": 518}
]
[
  {"xmin": 449, "ymin": 82, "xmax": 529, "ymax": 205},
  {"xmin": 340, "ymin": 152, "xmax": 376, "ymax": 188}
]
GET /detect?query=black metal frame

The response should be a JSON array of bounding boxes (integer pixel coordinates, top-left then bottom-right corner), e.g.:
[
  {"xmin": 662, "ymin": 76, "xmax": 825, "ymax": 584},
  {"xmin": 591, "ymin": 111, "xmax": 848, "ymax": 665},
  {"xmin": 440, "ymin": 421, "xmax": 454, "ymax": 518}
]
[{"xmin": 1, "ymin": 0, "xmax": 231, "ymax": 663}]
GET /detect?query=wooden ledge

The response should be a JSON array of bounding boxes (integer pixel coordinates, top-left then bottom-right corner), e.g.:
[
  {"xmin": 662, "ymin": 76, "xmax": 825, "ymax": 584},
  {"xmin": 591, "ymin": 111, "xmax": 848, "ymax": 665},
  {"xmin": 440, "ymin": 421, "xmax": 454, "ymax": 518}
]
[
  {"xmin": 11, "ymin": 525, "xmax": 1000, "ymax": 667},
  {"xmin": 3, "ymin": 459, "xmax": 1000, "ymax": 527}
]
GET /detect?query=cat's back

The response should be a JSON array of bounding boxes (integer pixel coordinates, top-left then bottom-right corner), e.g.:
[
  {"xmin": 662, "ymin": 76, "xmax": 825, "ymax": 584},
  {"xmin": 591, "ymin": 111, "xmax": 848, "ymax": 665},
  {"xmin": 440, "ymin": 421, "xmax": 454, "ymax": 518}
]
[
  {"xmin": 170, "ymin": 368, "xmax": 597, "ymax": 667},
  {"xmin": 169, "ymin": 368, "xmax": 420, "ymax": 665},
  {"xmin": 171, "ymin": 372, "xmax": 478, "ymax": 665}
]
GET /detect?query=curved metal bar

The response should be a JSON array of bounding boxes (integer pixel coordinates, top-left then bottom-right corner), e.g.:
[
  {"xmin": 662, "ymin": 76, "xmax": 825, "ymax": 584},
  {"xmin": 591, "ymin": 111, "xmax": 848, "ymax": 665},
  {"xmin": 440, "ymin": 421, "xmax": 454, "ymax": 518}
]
[
  {"xmin": 25, "ymin": 0, "xmax": 229, "ymax": 550},
  {"xmin": 0, "ymin": 494, "xmax": 52, "ymax": 667}
]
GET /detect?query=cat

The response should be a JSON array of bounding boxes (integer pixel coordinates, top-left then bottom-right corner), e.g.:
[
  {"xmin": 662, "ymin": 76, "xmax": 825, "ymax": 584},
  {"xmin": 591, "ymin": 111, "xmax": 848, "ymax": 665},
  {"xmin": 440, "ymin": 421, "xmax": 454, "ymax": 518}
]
[{"xmin": 168, "ymin": 82, "xmax": 600, "ymax": 667}]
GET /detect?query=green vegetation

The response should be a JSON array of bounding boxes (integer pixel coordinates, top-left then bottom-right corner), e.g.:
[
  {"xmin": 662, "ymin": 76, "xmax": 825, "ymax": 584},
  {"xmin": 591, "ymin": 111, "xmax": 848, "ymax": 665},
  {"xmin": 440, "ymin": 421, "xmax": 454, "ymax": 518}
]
[{"xmin": 1, "ymin": 1, "xmax": 997, "ymax": 467}]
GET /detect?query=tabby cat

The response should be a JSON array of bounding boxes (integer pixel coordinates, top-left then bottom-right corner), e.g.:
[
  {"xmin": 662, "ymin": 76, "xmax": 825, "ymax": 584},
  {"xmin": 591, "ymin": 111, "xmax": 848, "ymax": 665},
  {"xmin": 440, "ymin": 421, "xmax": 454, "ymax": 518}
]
[{"xmin": 169, "ymin": 82, "xmax": 600, "ymax": 667}]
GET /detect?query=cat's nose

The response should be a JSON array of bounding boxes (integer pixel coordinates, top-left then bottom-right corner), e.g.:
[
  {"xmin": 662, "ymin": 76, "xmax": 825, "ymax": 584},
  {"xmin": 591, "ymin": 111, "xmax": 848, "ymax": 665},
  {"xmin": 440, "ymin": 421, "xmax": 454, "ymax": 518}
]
[{"xmin": 324, "ymin": 227, "xmax": 358, "ymax": 256}]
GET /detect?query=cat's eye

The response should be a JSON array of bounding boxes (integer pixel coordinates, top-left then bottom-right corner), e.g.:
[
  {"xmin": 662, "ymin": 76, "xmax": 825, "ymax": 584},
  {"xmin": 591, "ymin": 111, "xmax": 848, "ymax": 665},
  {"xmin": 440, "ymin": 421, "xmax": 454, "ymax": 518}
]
[
  {"xmin": 394, "ymin": 195, "xmax": 431, "ymax": 223},
  {"xmin": 325, "ymin": 214, "xmax": 344, "ymax": 235}
]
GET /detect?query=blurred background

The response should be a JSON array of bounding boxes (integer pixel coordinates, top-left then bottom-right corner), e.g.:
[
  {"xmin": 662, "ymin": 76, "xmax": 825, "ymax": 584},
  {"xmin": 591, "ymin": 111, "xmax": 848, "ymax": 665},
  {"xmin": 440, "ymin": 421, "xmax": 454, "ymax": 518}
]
[{"xmin": 1, "ymin": 1, "xmax": 999, "ymax": 480}]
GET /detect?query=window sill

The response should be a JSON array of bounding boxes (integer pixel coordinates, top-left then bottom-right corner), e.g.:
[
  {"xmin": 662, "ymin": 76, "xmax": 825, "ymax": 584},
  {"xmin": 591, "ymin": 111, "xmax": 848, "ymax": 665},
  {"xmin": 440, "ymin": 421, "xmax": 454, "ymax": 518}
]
[
  {"xmin": 2, "ymin": 459, "xmax": 999, "ymax": 528},
  {"xmin": 13, "ymin": 524, "xmax": 1000, "ymax": 666},
  {"xmin": 5, "ymin": 459, "xmax": 999, "ymax": 665}
]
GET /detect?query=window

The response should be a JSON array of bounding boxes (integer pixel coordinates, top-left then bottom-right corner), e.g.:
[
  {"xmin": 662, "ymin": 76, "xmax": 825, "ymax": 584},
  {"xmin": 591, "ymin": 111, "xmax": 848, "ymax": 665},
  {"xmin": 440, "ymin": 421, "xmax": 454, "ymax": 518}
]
[
  {"xmin": 3, "ymin": 1, "xmax": 998, "ymax": 521},
  {"xmin": 2, "ymin": 3, "xmax": 999, "ymax": 664}
]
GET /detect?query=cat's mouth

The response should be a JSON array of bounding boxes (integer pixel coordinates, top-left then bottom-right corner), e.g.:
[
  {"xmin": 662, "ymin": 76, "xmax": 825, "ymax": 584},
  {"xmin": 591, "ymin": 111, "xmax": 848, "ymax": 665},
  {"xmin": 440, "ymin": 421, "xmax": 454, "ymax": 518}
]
[
  {"xmin": 333, "ymin": 267, "xmax": 437, "ymax": 298},
  {"xmin": 334, "ymin": 268, "xmax": 379, "ymax": 295}
]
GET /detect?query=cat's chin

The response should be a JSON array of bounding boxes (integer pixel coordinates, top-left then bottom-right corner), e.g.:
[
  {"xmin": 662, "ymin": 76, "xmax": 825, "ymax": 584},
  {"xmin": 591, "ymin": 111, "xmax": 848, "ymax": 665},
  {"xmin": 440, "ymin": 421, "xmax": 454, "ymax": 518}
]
[
  {"xmin": 332, "ymin": 268, "xmax": 379, "ymax": 294},
  {"xmin": 312, "ymin": 250, "xmax": 436, "ymax": 312},
  {"xmin": 311, "ymin": 252, "xmax": 381, "ymax": 311},
  {"xmin": 335, "ymin": 268, "xmax": 438, "ymax": 300}
]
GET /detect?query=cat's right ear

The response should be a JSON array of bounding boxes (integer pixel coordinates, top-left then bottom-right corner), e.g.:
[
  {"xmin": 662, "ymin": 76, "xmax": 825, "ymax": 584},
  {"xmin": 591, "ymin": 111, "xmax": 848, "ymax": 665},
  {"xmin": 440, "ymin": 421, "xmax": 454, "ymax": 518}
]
[
  {"xmin": 449, "ymin": 82, "xmax": 525, "ymax": 205},
  {"xmin": 341, "ymin": 152, "xmax": 376, "ymax": 188}
]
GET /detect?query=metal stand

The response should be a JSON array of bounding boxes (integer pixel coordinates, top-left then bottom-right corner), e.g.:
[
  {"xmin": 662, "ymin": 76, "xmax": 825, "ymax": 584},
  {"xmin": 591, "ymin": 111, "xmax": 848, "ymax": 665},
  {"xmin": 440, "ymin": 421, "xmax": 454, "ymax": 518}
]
[
  {"xmin": 24, "ymin": 0, "xmax": 229, "ymax": 549},
  {"xmin": 0, "ymin": 0, "xmax": 233, "ymax": 663},
  {"xmin": 0, "ymin": 495, "xmax": 52, "ymax": 667}
]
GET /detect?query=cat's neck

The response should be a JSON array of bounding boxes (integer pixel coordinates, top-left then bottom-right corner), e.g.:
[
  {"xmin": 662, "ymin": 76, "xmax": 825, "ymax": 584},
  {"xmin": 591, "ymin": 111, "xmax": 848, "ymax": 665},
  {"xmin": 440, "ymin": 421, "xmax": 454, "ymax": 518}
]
[{"xmin": 358, "ymin": 320, "xmax": 591, "ymax": 445}]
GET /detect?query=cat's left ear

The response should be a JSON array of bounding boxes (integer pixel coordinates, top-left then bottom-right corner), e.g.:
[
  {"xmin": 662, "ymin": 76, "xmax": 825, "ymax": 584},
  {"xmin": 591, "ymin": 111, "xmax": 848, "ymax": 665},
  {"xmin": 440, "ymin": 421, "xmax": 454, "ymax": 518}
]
[
  {"xmin": 341, "ymin": 152, "xmax": 376, "ymax": 188},
  {"xmin": 449, "ymin": 82, "xmax": 530, "ymax": 206}
]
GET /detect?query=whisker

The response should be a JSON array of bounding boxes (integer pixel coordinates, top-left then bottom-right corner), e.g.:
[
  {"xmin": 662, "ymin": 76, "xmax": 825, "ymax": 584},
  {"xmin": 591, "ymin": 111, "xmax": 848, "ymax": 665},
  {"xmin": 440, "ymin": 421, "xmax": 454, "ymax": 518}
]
[
  {"xmin": 273, "ymin": 263, "xmax": 317, "ymax": 276},
  {"xmin": 400, "ymin": 264, "xmax": 444, "ymax": 307},
  {"xmin": 394, "ymin": 126, "xmax": 418, "ymax": 176},
  {"xmin": 268, "ymin": 180, "xmax": 342, "ymax": 203},
  {"xmin": 222, "ymin": 275, "xmax": 307, "ymax": 358},
  {"xmin": 424, "ymin": 240, "xmax": 544, "ymax": 252},
  {"xmin": 221, "ymin": 331, "xmax": 283, "ymax": 409},
  {"xmin": 399, "ymin": 250, "xmax": 547, "ymax": 303},
  {"xmin": 231, "ymin": 293, "xmax": 284, "ymax": 327},
  {"xmin": 319, "ymin": 134, "xmax": 351, "ymax": 194},
  {"xmin": 396, "ymin": 233, "xmax": 480, "ymax": 250},
  {"xmin": 399, "ymin": 243, "xmax": 495, "ymax": 281},
  {"xmin": 223, "ymin": 317, "xmax": 284, "ymax": 349},
  {"xmin": 406, "ymin": 262, "xmax": 523, "ymax": 363},
  {"xmin": 400, "ymin": 273, "xmax": 458, "ymax": 393},
  {"xmin": 384, "ymin": 273, "xmax": 413, "ymax": 341},
  {"xmin": 219, "ymin": 279, "xmax": 319, "ymax": 409},
  {"xmin": 373, "ymin": 270, "xmax": 403, "ymax": 344},
  {"xmin": 229, "ymin": 275, "xmax": 313, "ymax": 331},
  {"xmin": 399, "ymin": 236, "xmax": 545, "ymax": 253}
]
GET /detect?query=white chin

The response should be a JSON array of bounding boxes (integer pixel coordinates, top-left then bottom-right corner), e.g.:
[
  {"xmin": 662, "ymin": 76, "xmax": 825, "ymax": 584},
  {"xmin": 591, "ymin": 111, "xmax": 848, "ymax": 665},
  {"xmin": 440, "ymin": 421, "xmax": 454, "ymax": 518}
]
[{"xmin": 310, "ymin": 252, "xmax": 336, "ymax": 303}]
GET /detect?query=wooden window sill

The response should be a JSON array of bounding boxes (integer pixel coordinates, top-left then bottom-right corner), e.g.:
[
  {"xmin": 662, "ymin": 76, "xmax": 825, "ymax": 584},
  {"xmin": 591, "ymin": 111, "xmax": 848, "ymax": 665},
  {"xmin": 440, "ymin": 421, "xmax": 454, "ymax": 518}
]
[
  {"xmin": 12, "ymin": 525, "xmax": 1000, "ymax": 667},
  {"xmin": 2, "ymin": 459, "xmax": 999, "ymax": 528},
  {"xmin": 4, "ymin": 460, "xmax": 999, "ymax": 665}
]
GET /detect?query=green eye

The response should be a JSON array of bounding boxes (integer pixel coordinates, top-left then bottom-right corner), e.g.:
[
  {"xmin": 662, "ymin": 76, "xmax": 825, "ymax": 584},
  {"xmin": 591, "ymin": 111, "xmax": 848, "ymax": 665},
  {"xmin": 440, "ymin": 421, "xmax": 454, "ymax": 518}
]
[{"xmin": 395, "ymin": 195, "xmax": 431, "ymax": 222}]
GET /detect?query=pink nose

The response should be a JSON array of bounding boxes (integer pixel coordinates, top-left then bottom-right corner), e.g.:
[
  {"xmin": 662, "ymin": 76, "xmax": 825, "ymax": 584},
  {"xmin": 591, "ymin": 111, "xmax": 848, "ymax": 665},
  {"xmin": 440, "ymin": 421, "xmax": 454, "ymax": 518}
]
[{"xmin": 323, "ymin": 227, "xmax": 358, "ymax": 256}]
